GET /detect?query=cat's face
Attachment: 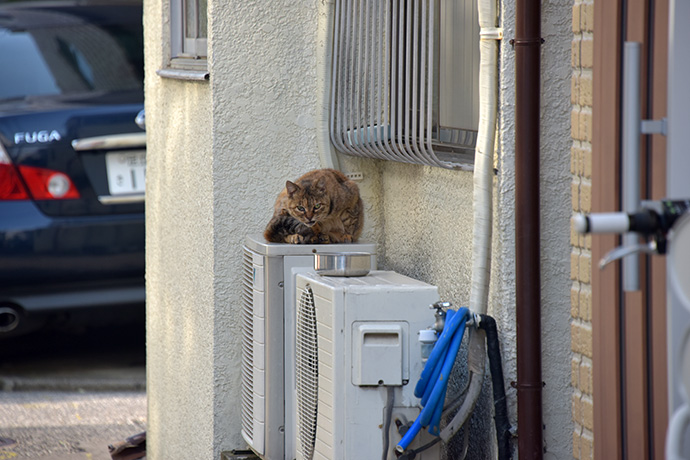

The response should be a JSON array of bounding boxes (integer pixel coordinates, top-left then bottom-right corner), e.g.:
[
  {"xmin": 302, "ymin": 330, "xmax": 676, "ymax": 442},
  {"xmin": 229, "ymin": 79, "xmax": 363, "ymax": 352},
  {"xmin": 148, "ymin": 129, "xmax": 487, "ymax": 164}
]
[{"xmin": 286, "ymin": 180, "xmax": 331, "ymax": 227}]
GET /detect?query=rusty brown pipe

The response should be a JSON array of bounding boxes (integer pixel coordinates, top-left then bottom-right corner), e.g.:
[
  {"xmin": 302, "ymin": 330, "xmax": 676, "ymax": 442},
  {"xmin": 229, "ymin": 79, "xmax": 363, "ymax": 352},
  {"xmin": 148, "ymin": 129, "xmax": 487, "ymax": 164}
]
[{"xmin": 514, "ymin": 0, "xmax": 544, "ymax": 458}]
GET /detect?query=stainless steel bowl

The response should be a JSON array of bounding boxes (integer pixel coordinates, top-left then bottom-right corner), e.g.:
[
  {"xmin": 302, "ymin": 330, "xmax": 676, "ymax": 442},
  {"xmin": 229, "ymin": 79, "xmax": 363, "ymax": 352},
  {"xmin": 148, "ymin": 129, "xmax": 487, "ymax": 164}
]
[{"xmin": 314, "ymin": 252, "xmax": 372, "ymax": 277}]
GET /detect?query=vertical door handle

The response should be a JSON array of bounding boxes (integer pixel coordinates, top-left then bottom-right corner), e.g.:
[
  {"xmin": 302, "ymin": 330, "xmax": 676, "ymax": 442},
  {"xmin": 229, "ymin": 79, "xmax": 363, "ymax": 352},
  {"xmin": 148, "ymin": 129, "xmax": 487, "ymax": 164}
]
[{"xmin": 622, "ymin": 42, "xmax": 642, "ymax": 291}]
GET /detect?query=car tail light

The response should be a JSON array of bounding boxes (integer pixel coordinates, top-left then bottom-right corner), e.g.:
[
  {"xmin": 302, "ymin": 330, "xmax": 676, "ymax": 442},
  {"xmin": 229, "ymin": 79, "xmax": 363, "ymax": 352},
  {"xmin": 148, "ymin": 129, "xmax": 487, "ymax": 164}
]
[
  {"xmin": 0, "ymin": 147, "xmax": 29, "ymax": 200},
  {"xmin": 18, "ymin": 166, "xmax": 80, "ymax": 200},
  {"xmin": 0, "ymin": 145, "xmax": 80, "ymax": 200}
]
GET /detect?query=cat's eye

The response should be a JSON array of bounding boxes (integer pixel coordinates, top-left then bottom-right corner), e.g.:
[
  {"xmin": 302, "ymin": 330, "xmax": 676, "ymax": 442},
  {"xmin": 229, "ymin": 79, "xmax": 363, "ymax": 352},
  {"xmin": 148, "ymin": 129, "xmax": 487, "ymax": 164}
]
[
  {"xmin": 314, "ymin": 204, "xmax": 322, "ymax": 210},
  {"xmin": 296, "ymin": 206, "xmax": 305, "ymax": 212}
]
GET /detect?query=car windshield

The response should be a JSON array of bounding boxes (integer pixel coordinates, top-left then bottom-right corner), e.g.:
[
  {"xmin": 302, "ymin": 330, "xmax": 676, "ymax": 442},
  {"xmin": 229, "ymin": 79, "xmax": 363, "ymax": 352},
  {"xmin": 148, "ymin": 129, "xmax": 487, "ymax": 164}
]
[{"xmin": 0, "ymin": 4, "xmax": 143, "ymax": 102}]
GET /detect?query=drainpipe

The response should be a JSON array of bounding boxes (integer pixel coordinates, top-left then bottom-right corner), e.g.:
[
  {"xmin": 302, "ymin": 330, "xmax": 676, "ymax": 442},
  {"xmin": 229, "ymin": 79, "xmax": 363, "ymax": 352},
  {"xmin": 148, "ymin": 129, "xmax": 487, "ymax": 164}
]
[
  {"xmin": 316, "ymin": 0, "xmax": 341, "ymax": 170},
  {"xmin": 514, "ymin": 0, "xmax": 543, "ymax": 459}
]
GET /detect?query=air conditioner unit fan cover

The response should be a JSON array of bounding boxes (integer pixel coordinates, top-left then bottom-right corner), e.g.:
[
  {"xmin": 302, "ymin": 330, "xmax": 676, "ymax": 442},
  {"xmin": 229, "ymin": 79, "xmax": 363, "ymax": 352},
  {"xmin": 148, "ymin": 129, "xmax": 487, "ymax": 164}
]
[{"xmin": 296, "ymin": 286, "xmax": 319, "ymax": 459}]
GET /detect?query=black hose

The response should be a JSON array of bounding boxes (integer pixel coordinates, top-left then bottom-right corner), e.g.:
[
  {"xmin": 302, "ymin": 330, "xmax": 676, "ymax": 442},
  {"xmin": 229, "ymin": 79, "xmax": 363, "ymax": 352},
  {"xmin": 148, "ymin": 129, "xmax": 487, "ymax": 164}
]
[
  {"xmin": 478, "ymin": 314, "xmax": 512, "ymax": 460},
  {"xmin": 382, "ymin": 387, "xmax": 395, "ymax": 460}
]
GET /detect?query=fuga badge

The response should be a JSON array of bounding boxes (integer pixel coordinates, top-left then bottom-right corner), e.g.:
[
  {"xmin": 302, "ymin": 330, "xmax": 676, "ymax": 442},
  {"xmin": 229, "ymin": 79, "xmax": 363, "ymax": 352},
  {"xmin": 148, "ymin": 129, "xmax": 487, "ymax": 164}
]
[{"xmin": 14, "ymin": 130, "xmax": 62, "ymax": 144}]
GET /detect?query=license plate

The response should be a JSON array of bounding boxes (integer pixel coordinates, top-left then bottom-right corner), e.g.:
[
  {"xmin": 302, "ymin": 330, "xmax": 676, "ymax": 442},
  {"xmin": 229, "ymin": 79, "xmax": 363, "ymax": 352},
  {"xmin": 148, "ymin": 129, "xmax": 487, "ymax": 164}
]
[{"xmin": 105, "ymin": 150, "xmax": 146, "ymax": 195}]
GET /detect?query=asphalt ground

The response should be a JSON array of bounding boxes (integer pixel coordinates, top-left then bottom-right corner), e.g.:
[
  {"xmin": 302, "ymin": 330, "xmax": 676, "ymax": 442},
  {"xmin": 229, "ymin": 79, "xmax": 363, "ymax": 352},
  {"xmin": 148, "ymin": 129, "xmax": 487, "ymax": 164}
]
[{"xmin": 0, "ymin": 321, "xmax": 147, "ymax": 459}]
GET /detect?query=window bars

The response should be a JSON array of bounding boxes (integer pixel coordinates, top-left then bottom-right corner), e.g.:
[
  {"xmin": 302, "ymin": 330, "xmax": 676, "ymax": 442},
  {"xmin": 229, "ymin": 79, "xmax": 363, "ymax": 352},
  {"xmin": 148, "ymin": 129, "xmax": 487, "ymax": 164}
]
[{"xmin": 329, "ymin": 0, "xmax": 479, "ymax": 169}]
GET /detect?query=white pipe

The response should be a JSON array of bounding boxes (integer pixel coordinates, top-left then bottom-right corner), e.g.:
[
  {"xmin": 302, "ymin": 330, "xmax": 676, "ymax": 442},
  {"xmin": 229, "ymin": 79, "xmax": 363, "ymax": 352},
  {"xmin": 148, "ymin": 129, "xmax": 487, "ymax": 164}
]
[
  {"xmin": 472, "ymin": 0, "xmax": 500, "ymax": 317},
  {"xmin": 444, "ymin": 0, "xmax": 501, "ymax": 439},
  {"xmin": 316, "ymin": 0, "xmax": 341, "ymax": 170}
]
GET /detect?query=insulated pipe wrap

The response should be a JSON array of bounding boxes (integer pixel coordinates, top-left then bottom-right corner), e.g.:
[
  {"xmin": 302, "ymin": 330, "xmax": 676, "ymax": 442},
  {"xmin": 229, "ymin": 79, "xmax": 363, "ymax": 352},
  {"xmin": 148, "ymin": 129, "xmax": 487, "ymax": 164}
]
[
  {"xmin": 470, "ymin": 0, "xmax": 499, "ymax": 316},
  {"xmin": 445, "ymin": 0, "xmax": 500, "ymax": 445},
  {"xmin": 316, "ymin": 0, "xmax": 341, "ymax": 170}
]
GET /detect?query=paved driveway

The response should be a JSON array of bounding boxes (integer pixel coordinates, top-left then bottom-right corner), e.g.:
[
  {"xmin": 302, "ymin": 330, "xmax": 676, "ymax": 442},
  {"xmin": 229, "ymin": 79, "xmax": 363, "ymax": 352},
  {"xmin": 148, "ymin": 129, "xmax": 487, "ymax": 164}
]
[
  {"xmin": 0, "ymin": 391, "xmax": 146, "ymax": 459},
  {"xmin": 0, "ymin": 323, "xmax": 147, "ymax": 459}
]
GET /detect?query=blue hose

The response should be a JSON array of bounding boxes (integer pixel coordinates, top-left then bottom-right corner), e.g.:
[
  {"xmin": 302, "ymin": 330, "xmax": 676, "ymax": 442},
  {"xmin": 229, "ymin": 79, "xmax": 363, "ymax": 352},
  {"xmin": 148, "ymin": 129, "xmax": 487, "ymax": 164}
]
[{"xmin": 396, "ymin": 307, "xmax": 469, "ymax": 453}]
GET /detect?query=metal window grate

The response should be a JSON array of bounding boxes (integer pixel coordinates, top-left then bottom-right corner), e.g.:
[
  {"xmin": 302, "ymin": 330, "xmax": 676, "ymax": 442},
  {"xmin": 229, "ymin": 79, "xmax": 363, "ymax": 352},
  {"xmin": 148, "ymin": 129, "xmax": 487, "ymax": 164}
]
[
  {"xmin": 330, "ymin": 0, "xmax": 479, "ymax": 169},
  {"xmin": 240, "ymin": 247, "xmax": 256, "ymax": 446},
  {"xmin": 295, "ymin": 286, "xmax": 319, "ymax": 460}
]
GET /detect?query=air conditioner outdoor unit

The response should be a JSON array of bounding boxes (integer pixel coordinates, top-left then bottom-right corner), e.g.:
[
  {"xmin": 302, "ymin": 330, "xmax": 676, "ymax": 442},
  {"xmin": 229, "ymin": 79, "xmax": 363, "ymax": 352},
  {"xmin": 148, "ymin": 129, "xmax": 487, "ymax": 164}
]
[
  {"xmin": 291, "ymin": 270, "xmax": 442, "ymax": 460},
  {"xmin": 240, "ymin": 235, "xmax": 377, "ymax": 460}
]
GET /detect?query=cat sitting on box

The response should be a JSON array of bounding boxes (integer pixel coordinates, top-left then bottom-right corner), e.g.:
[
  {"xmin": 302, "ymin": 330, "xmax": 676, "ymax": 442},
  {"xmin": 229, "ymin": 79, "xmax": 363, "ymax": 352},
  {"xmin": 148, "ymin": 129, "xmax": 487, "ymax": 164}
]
[{"xmin": 264, "ymin": 168, "xmax": 363, "ymax": 244}]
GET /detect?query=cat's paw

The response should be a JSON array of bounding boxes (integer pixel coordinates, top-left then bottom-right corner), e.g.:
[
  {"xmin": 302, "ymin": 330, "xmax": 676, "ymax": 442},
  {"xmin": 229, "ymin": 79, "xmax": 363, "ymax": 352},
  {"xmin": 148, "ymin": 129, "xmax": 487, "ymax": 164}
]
[
  {"xmin": 315, "ymin": 234, "xmax": 331, "ymax": 244},
  {"xmin": 286, "ymin": 234, "xmax": 306, "ymax": 244},
  {"xmin": 340, "ymin": 234, "xmax": 354, "ymax": 243}
]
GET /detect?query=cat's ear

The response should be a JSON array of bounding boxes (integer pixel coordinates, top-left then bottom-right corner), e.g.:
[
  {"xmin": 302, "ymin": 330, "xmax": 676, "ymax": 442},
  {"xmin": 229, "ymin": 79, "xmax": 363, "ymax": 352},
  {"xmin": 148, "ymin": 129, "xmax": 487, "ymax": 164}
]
[
  {"xmin": 286, "ymin": 180, "xmax": 299, "ymax": 196},
  {"xmin": 314, "ymin": 177, "xmax": 327, "ymax": 193}
]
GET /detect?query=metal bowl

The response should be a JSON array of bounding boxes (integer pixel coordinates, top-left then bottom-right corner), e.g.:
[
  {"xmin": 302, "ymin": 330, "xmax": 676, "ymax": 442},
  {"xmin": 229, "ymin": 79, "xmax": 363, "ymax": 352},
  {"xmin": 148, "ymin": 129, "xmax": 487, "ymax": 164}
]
[{"xmin": 314, "ymin": 252, "xmax": 372, "ymax": 277}]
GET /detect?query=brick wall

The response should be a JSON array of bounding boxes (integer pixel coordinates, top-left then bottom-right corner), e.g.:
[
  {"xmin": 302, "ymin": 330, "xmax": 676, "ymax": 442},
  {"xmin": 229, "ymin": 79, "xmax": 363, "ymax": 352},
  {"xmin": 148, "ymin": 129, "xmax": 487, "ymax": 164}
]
[{"xmin": 570, "ymin": 0, "xmax": 595, "ymax": 458}]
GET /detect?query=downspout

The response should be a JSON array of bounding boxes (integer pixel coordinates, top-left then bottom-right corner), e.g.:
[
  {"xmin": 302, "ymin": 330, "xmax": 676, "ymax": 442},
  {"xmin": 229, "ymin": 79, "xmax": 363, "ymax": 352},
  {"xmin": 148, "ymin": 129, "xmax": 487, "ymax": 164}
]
[
  {"xmin": 316, "ymin": 0, "xmax": 341, "ymax": 170},
  {"xmin": 514, "ymin": 0, "xmax": 543, "ymax": 458}
]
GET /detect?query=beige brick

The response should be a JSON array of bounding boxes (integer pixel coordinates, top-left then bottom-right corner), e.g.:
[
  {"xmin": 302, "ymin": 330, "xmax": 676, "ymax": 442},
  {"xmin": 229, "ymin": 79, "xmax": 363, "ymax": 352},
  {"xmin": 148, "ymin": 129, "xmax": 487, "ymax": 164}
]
[
  {"xmin": 571, "ymin": 108, "xmax": 581, "ymax": 140},
  {"xmin": 571, "ymin": 144, "xmax": 585, "ymax": 176},
  {"xmin": 579, "ymin": 358, "xmax": 593, "ymax": 394},
  {"xmin": 571, "ymin": 283, "xmax": 580, "ymax": 318},
  {"xmin": 572, "ymin": 321, "xmax": 593, "ymax": 357},
  {"xmin": 581, "ymin": 395, "xmax": 594, "ymax": 431},
  {"xmin": 579, "ymin": 109, "xmax": 593, "ymax": 142},
  {"xmin": 570, "ymin": 219, "xmax": 578, "ymax": 246},
  {"xmin": 572, "ymin": 3, "xmax": 582, "ymax": 34},
  {"xmin": 579, "ymin": 285, "xmax": 592, "ymax": 321},
  {"xmin": 572, "ymin": 145, "xmax": 580, "ymax": 175},
  {"xmin": 571, "ymin": 251, "xmax": 580, "ymax": 281},
  {"xmin": 572, "ymin": 213, "xmax": 584, "ymax": 239},
  {"xmin": 570, "ymin": 145, "xmax": 578, "ymax": 174},
  {"xmin": 572, "ymin": 38, "xmax": 581, "ymax": 68},
  {"xmin": 580, "ymin": 181, "xmax": 592, "ymax": 212},
  {"xmin": 583, "ymin": 3, "xmax": 594, "ymax": 33},
  {"xmin": 571, "ymin": 355, "xmax": 581, "ymax": 387},
  {"xmin": 580, "ymin": 429, "xmax": 594, "ymax": 459},
  {"xmin": 572, "ymin": 393, "xmax": 582, "ymax": 425},
  {"xmin": 571, "ymin": 74, "xmax": 579, "ymax": 105},
  {"xmin": 571, "ymin": 321, "xmax": 580, "ymax": 353},
  {"xmin": 572, "ymin": 180, "xmax": 580, "ymax": 212},
  {"xmin": 581, "ymin": 36, "xmax": 594, "ymax": 68},
  {"xmin": 579, "ymin": 73, "xmax": 593, "ymax": 106},
  {"xmin": 579, "ymin": 252, "xmax": 591, "ymax": 283},
  {"xmin": 583, "ymin": 147, "xmax": 592, "ymax": 178}
]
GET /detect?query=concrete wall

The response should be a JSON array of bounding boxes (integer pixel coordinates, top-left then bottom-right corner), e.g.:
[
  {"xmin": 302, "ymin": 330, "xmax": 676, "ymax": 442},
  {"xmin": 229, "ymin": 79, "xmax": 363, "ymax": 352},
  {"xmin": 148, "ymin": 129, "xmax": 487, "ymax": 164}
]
[{"xmin": 144, "ymin": 0, "xmax": 573, "ymax": 458}]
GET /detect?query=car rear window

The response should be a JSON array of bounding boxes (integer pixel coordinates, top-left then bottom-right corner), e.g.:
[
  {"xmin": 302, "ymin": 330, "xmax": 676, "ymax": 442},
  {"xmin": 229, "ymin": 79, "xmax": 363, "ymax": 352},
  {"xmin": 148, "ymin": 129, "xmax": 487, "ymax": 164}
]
[{"xmin": 0, "ymin": 3, "xmax": 144, "ymax": 102}]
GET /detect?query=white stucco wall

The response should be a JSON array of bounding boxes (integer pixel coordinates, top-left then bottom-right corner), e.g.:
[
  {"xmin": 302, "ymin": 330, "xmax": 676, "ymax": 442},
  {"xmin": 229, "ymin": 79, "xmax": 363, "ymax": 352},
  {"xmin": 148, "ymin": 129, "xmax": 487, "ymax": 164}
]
[
  {"xmin": 145, "ymin": 0, "xmax": 573, "ymax": 458},
  {"xmin": 144, "ymin": 0, "xmax": 215, "ymax": 459},
  {"xmin": 145, "ymin": 1, "xmax": 384, "ymax": 458}
]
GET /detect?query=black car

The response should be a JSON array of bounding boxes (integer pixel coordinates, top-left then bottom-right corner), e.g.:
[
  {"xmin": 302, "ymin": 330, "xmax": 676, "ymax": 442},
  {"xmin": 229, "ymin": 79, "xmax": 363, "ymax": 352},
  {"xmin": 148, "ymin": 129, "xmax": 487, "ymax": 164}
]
[{"xmin": 0, "ymin": 0, "xmax": 145, "ymax": 336}]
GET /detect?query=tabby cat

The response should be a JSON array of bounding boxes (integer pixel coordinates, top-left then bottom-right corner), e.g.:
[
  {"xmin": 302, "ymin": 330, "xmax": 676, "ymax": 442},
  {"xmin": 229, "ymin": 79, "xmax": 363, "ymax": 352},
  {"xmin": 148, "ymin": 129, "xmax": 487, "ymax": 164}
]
[{"xmin": 264, "ymin": 168, "xmax": 363, "ymax": 244}]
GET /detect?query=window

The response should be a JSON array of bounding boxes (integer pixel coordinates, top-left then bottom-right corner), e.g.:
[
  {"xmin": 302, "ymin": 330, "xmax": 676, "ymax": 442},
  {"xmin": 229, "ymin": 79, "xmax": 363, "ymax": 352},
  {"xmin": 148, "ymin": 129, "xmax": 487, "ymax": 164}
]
[
  {"xmin": 0, "ymin": 3, "xmax": 144, "ymax": 101},
  {"xmin": 329, "ymin": 0, "xmax": 479, "ymax": 169},
  {"xmin": 162, "ymin": 0, "xmax": 208, "ymax": 79}
]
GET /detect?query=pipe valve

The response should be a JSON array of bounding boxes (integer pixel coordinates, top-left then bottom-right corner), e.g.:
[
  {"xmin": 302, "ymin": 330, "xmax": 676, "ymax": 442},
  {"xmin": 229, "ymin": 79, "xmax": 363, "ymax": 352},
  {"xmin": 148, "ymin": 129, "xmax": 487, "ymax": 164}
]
[
  {"xmin": 576, "ymin": 198, "xmax": 690, "ymax": 267},
  {"xmin": 430, "ymin": 301, "xmax": 451, "ymax": 332}
]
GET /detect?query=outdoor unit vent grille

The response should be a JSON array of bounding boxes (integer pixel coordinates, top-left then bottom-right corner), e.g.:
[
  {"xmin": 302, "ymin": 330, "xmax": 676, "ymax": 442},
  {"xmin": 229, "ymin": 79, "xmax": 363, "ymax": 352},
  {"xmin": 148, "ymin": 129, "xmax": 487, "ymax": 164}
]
[
  {"xmin": 240, "ymin": 247, "xmax": 257, "ymax": 449},
  {"xmin": 330, "ymin": 0, "xmax": 480, "ymax": 169},
  {"xmin": 295, "ymin": 286, "xmax": 319, "ymax": 460}
]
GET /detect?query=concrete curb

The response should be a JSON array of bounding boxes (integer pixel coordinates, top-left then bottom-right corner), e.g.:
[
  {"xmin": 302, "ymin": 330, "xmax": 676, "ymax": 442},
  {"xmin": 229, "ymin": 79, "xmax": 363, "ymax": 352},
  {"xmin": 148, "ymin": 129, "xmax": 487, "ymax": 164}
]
[{"xmin": 0, "ymin": 376, "xmax": 146, "ymax": 392}]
